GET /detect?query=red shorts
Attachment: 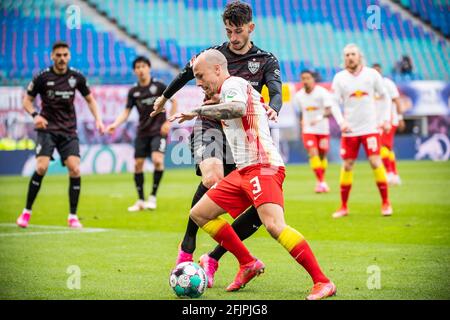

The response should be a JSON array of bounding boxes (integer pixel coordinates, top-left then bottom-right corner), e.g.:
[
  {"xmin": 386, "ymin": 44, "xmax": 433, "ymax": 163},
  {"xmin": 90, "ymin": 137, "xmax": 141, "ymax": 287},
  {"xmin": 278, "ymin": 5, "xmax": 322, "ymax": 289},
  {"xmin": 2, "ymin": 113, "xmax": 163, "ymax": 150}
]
[
  {"xmin": 340, "ymin": 133, "xmax": 381, "ymax": 160},
  {"xmin": 380, "ymin": 125, "xmax": 397, "ymax": 150},
  {"xmin": 302, "ymin": 134, "xmax": 330, "ymax": 154},
  {"xmin": 206, "ymin": 164, "xmax": 285, "ymax": 218}
]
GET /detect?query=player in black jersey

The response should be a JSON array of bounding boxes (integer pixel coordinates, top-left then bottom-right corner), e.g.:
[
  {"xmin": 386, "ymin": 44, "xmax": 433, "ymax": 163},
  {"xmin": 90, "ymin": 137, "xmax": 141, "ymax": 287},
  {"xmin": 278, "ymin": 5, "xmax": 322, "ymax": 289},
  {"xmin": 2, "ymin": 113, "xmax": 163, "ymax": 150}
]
[
  {"xmin": 106, "ymin": 56, "xmax": 177, "ymax": 211},
  {"xmin": 151, "ymin": 1, "xmax": 282, "ymax": 288},
  {"xmin": 16, "ymin": 41, "xmax": 104, "ymax": 229}
]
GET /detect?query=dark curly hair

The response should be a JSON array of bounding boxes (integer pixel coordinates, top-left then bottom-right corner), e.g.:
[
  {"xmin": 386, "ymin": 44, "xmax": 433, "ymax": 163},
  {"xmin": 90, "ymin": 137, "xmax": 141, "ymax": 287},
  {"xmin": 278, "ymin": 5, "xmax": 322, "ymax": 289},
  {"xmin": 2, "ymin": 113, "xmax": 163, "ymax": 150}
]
[{"xmin": 222, "ymin": 1, "xmax": 253, "ymax": 27}]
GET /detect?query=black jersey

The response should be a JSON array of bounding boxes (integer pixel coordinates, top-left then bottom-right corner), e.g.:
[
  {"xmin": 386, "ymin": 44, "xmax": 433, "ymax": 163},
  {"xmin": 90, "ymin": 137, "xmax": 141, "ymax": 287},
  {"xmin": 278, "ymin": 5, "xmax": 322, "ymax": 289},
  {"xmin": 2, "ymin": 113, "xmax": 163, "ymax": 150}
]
[
  {"xmin": 126, "ymin": 79, "xmax": 167, "ymax": 137},
  {"xmin": 163, "ymin": 41, "xmax": 282, "ymax": 113},
  {"xmin": 26, "ymin": 67, "xmax": 91, "ymax": 136}
]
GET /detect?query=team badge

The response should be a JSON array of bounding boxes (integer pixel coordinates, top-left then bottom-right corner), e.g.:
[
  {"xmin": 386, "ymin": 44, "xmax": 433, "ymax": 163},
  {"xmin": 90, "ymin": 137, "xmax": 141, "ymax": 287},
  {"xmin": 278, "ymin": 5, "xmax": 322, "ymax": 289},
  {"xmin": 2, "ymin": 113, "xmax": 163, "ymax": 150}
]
[
  {"xmin": 248, "ymin": 60, "xmax": 260, "ymax": 74},
  {"xmin": 68, "ymin": 76, "xmax": 77, "ymax": 88},
  {"xmin": 150, "ymin": 85, "xmax": 157, "ymax": 95}
]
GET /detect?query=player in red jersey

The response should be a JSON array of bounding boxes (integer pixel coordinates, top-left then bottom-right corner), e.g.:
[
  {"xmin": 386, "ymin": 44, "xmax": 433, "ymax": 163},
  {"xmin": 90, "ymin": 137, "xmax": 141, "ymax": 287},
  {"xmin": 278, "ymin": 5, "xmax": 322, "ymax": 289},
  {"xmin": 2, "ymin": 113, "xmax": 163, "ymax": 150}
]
[{"xmin": 170, "ymin": 49, "xmax": 336, "ymax": 300}]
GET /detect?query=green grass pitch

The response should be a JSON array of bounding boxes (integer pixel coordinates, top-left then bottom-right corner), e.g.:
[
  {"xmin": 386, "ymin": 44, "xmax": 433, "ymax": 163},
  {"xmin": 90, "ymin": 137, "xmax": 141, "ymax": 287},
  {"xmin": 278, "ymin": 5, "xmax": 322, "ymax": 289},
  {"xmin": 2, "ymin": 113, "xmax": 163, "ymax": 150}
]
[{"xmin": 0, "ymin": 161, "xmax": 449, "ymax": 300}]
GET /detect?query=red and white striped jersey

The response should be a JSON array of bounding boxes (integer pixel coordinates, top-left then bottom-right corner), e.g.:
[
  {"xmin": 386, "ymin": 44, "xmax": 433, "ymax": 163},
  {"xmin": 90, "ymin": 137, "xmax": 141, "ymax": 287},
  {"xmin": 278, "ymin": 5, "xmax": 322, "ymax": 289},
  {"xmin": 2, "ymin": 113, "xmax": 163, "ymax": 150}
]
[{"xmin": 219, "ymin": 76, "xmax": 284, "ymax": 170}]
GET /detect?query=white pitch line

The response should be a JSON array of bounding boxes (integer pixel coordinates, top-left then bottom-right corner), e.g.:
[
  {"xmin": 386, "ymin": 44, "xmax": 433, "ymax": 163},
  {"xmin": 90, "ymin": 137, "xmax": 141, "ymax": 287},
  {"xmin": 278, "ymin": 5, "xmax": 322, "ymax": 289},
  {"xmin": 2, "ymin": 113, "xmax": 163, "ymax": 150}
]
[{"xmin": 0, "ymin": 223, "xmax": 108, "ymax": 237}]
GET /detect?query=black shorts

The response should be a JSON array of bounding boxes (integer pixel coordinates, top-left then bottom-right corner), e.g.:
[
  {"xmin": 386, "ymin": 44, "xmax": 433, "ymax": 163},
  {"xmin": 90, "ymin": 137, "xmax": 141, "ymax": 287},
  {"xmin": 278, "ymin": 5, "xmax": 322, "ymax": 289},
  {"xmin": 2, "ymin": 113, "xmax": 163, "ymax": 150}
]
[
  {"xmin": 190, "ymin": 118, "xmax": 236, "ymax": 177},
  {"xmin": 135, "ymin": 135, "xmax": 166, "ymax": 158},
  {"xmin": 35, "ymin": 131, "xmax": 80, "ymax": 166}
]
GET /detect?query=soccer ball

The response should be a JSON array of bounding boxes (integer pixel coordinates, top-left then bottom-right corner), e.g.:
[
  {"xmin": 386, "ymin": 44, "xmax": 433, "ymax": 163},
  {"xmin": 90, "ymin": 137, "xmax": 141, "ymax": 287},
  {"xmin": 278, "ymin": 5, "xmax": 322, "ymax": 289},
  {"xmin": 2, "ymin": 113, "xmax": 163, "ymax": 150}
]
[{"xmin": 169, "ymin": 262, "xmax": 208, "ymax": 298}]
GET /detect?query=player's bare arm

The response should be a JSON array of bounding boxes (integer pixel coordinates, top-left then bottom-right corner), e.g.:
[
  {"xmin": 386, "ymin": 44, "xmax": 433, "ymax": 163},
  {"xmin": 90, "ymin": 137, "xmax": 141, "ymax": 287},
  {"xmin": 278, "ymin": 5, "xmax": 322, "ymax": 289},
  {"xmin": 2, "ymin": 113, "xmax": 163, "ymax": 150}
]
[
  {"xmin": 160, "ymin": 98, "xmax": 178, "ymax": 136},
  {"xmin": 23, "ymin": 94, "xmax": 48, "ymax": 129},
  {"xmin": 393, "ymin": 97, "xmax": 405, "ymax": 131},
  {"xmin": 84, "ymin": 94, "xmax": 105, "ymax": 134},
  {"xmin": 169, "ymin": 101, "xmax": 246, "ymax": 123},
  {"xmin": 106, "ymin": 108, "xmax": 131, "ymax": 134}
]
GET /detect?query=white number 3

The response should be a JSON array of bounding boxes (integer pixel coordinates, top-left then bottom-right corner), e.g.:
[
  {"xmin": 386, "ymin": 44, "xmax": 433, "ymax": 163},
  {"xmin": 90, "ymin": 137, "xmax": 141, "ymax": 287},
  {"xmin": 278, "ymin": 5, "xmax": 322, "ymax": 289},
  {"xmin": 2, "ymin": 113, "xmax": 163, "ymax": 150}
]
[{"xmin": 249, "ymin": 176, "xmax": 262, "ymax": 194}]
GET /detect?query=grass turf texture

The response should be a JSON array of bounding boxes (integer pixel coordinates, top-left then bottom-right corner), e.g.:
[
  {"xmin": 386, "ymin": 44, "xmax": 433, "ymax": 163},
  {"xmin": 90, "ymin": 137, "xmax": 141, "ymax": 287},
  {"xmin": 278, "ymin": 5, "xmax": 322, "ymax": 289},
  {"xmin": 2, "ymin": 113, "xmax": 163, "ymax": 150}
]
[{"xmin": 0, "ymin": 161, "xmax": 449, "ymax": 300}]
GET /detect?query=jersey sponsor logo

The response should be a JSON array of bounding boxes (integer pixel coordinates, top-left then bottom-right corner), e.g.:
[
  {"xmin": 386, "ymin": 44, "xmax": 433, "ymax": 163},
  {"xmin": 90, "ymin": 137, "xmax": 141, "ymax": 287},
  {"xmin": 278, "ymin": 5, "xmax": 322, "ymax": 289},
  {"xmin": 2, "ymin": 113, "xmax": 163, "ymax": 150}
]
[
  {"xmin": 349, "ymin": 90, "xmax": 369, "ymax": 98},
  {"xmin": 133, "ymin": 91, "xmax": 141, "ymax": 97},
  {"xmin": 273, "ymin": 69, "xmax": 281, "ymax": 79},
  {"xmin": 46, "ymin": 90, "xmax": 55, "ymax": 99},
  {"xmin": 68, "ymin": 76, "xmax": 77, "ymax": 88},
  {"xmin": 305, "ymin": 106, "xmax": 319, "ymax": 112},
  {"xmin": 225, "ymin": 89, "xmax": 238, "ymax": 101},
  {"xmin": 248, "ymin": 60, "xmax": 260, "ymax": 74},
  {"xmin": 142, "ymin": 97, "xmax": 157, "ymax": 105},
  {"xmin": 150, "ymin": 85, "xmax": 158, "ymax": 95}
]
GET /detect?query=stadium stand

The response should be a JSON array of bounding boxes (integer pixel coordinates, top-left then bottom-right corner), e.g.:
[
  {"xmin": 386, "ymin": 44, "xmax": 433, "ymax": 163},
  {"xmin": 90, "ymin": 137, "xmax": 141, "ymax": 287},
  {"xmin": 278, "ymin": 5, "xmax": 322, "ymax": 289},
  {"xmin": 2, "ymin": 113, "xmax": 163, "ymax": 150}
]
[
  {"xmin": 0, "ymin": 0, "xmax": 174, "ymax": 85},
  {"xmin": 0, "ymin": 0, "xmax": 449, "ymax": 85},
  {"xmin": 395, "ymin": 0, "xmax": 449, "ymax": 37},
  {"xmin": 87, "ymin": 0, "xmax": 449, "ymax": 82}
]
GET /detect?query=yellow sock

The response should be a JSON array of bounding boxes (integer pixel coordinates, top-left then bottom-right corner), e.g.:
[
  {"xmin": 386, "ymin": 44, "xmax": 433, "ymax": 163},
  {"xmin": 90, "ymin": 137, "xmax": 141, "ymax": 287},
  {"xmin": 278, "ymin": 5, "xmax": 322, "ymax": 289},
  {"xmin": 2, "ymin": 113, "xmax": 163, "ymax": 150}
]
[
  {"xmin": 202, "ymin": 217, "xmax": 228, "ymax": 238},
  {"xmin": 277, "ymin": 226, "xmax": 305, "ymax": 252},
  {"xmin": 380, "ymin": 146, "xmax": 390, "ymax": 161},
  {"xmin": 309, "ymin": 156, "xmax": 322, "ymax": 170},
  {"xmin": 321, "ymin": 158, "xmax": 328, "ymax": 170},
  {"xmin": 340, "ymin": 168, "xmax": 353, "ymax": 185},
  {"xmin": 373, "ymin": 166, "xmax": 387, "ymax": 183}
]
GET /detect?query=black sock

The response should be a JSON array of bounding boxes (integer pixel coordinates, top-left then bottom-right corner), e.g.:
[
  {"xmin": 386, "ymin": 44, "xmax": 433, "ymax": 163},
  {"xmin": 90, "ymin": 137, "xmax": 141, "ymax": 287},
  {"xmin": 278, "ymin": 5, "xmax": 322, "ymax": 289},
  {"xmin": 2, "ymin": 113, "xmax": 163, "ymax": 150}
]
[
  {"xmin": 69, "ymin": 177, "xmax": 81, "ymax": 214},
  {"xmin": 134, "ymin": 173, "xmax": 144, "ymax": 200},
  {"xmin": 180, "ymin": 182, "xmax": 209, "ymax": 254},
  {"xmin": 208, "ymin": 206, "xmax": 262, "ymax": 261},
  {"xmin": 25, "ymin": 171, "xmax": 44, "ymax": 210},
  {"xmin": 151, "ymin": 170, "xmax": 164, "ymax": 196}
]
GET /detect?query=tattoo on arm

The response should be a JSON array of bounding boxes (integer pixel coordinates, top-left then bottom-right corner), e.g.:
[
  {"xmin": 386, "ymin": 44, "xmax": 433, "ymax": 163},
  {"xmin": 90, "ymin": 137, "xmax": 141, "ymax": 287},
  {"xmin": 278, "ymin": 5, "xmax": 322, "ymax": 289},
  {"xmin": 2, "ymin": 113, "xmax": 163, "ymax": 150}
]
[{"xmin": 191, "ymin": 102, "xmax": 246, "ymax": 120}]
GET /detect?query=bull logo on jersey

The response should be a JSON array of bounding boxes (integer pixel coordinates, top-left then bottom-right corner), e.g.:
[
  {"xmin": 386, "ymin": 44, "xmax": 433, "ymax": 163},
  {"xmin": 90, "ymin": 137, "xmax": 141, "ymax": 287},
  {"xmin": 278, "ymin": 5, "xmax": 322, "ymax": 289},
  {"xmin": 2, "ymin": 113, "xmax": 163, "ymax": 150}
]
[
  {"xmin": 349, "ymin": 90, "xmax": 369, "ymax": 98},
  {"xmin": 248, "ymin": 60, "xmax": 260, "ymax": 74},
  {"xmin": 68, "ymin": 76, "xmax": 77, "ymax": 88},
  {"xmin": 305, "ymin": 106, "xmax": 319, "ymax": 112}
]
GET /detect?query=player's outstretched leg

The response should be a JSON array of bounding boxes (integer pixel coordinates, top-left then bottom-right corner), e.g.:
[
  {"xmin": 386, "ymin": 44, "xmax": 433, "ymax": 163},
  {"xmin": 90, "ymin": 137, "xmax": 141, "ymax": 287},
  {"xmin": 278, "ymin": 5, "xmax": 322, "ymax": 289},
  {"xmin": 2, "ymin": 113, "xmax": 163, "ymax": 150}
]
[
  {"xmin": 66, "ymin": 156, "xmax": 83, "ymax": 228},
  {"xmin": 258, "ymin": 203, "xmax": 336, "ymax": 300},
  {"xmin": 200, "ymin": 206, "xmax": 262, "ymax": 288},
  {"xmin": 17, "ymin": 156, "xmax": 50, "ymax": 228},
  {"xmin": 190, "ymin": 196, "xmax": 264, "ymax": 292}
]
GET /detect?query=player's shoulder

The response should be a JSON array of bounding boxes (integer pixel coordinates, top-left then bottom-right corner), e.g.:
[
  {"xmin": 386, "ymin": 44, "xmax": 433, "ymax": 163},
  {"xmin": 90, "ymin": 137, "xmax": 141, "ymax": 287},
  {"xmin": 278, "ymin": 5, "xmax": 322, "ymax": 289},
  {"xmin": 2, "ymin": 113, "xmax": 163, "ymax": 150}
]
[
  {"xmin": 128, "ymin": 82, "xmax": 140, "ymax": 93},
  {"xmin": 32, "ymin": 67, "xmax": 52, "ymax": 80},
  {"xmin": 68, "ymin": 67, "xmax": 88, "ymax": 80},
  {"xmin": 383, "ymin": 76, "xmax": 396, "ymax": 86},
  {"xmin": 151, "ymin": 78, "xmax": 167, "ymax": 88},
  {"xmin": 223, "ymin": 76, "xmax": 247, "ymax": 89},
  {"xmin": 252, "ymin": 45, "xmax": 280, "ymax": 62}
]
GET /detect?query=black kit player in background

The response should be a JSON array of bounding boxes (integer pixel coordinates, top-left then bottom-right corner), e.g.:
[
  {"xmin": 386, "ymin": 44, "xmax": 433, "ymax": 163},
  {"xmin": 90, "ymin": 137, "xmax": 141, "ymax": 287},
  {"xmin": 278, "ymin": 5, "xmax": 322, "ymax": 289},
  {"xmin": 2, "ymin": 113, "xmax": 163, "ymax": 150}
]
[
  {"xmin": 16, "ymin": 41, "xmax": 105, "ymax": 229},
  {"xmin": 106, "ymin": 56, "xmax": 177, "ymax": 211},
  {"xmin": 151, "ymin": 1, "xmax": 283, "ymax": 287}
]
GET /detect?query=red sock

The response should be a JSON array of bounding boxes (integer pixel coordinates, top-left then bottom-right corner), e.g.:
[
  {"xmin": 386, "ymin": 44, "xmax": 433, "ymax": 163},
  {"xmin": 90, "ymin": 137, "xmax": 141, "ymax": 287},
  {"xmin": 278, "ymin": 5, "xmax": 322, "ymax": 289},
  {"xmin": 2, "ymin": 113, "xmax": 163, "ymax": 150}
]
[
  {"xmin": 391, "ymin": 159, "xmax": 398, "ymax": 175},
  {"xmin": 340, "ymin": 184, "xmax": 352, "ymax": 208},
  {"xmin": 377, "ymin": 182, "xmax": 389, "ymax": 204},
  {"xmin": 314, "ymin": 168, "xmax": 324, "ymax": 182},
  {"xmin": 290, "ymin": 240, "xmax": 329, "ymax": 284},
  {"xmin": 213, "ymin": 223, "xmax": 254, "ymax": 265},
  {"xmin": 382, "ymin": 157, "xmax": 392, "ymax": 174}
]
